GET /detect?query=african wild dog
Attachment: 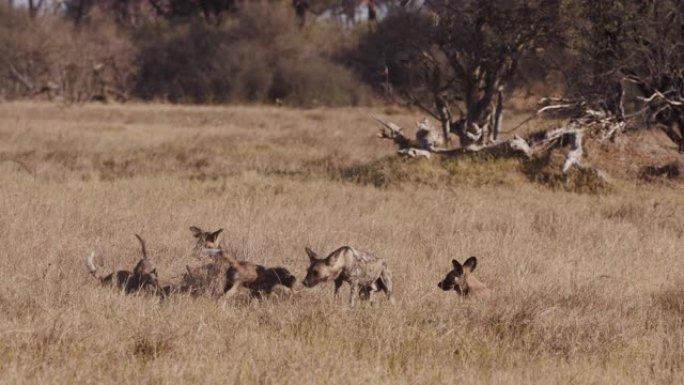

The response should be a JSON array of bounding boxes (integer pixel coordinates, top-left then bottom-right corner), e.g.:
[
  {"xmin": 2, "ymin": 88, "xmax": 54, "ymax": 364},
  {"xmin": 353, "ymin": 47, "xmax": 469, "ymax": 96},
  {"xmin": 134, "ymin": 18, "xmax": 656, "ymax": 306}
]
[
  {"xmin": 245, "ymin": 266, "xmax": 297, "ymax": 297},
  {"xmin": 302, "ymin": 246, "xmax": 393, "ymax": 307},
  {"xmin": 85, "ymin": 234, "xmax": 163, "ymax": 295},
  {"xmin": 182, "ymin": 226, "xmax": 296, "ymax": 297},
  {"xmin": 189, "ymin": 226, "xmax": 223, "ymax": 253},
  {"xmin": 437, "ymin": 256, "xmax": 489, "ymax": 296}
]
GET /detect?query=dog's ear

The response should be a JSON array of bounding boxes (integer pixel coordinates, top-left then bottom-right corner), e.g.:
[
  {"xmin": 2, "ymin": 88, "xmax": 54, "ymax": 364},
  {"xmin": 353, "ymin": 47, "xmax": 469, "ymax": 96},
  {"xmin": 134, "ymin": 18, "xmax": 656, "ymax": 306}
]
[
  {"xmin": 463, "ymin": 256, "xmax": 477, "ymax": 272},
  {"xmin": 189, "ymin": 226, "xmax": 204, "ymax": 238},
  {"xmin": 208, "ymin": 228, "xmax": 223, "ymax": 242},
  {"xmin": 451, "ymin": 259, "xmax": 464, "ymax": 276},
  {"xmin": 305, "ymin": 247, "xmax": 319, "ymax": 262}
]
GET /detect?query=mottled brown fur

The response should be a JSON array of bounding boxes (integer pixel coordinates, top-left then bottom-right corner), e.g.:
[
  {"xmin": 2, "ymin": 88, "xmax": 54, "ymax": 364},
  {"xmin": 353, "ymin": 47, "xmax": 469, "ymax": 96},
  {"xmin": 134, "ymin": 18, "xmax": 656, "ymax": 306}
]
[
  {"xmin": 303, "ymin": 246, "xmax": 393, "ymax": 307},
  {"xmin": 189, "ymin": 226, "xmax": 223, "ymax": 253},
  {"xmin": 180, "ymin": 226, "xmax": 296, "ymax": 298},
  {"xmin": 85, "ymin": 234, "xmax": 163, "ymax": 295}
]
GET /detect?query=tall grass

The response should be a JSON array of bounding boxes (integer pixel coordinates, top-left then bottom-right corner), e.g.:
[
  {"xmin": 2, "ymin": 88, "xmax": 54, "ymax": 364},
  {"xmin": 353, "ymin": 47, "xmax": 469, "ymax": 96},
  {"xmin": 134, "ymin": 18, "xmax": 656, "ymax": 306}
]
[{"xmin": 0, "ymin": 102, "xmax": 683, "ymax": 384}]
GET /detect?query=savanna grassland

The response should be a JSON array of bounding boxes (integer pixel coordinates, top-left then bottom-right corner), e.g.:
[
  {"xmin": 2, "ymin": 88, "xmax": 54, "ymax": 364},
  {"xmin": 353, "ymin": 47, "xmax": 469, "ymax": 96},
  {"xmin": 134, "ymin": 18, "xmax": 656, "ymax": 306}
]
[{"xmin": 0, "ymin": 102, "xmax": 683, "ymax": 385}]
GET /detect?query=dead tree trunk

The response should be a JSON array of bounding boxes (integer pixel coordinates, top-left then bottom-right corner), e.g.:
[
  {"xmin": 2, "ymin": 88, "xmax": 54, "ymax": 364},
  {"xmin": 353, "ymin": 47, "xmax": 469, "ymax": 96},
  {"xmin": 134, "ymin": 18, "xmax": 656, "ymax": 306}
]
[
  {"xmin": 374, "ymin": 99, "xmax": 620, "ymax": 182},
  {"xmin": 490, "ymin": 87, "xmax": 504, "ymax": 142},
  {"xmin": 27, "ymin": 0, "xmax": 44, "ymax": 19},
  {"xmin": 449, "ymin": 55, "xmax": 515, "ymax": 148},
  {"xmin": 435, "ymin": 95, "xmax": 452, "ymax": 147}
]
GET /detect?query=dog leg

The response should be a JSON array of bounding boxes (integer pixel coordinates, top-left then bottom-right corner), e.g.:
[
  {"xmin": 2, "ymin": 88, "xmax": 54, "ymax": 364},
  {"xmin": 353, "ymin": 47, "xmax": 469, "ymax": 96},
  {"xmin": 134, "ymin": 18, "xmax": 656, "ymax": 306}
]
[
  {"xmin": 333, "ymin": 276, "xmax": 344, "ymax": 302},
  {"xmin": 380, "ymin": 269, "xmax": 394, "ymax": 304},
  {"xmin": 368, "ymin": 289, "xmax": 376, "ymax": 306},
  {"xmin": 349, "ymin": 284, "xmax": 359, "ymax": 308},
  {"xmin": 223, "ymin": 281, "xmax": 241, "ymax": 300}
]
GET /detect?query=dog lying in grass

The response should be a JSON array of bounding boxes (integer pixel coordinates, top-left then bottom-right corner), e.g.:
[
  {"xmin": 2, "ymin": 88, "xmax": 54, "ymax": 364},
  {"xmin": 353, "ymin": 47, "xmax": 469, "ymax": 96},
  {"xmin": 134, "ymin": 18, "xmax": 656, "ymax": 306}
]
[
  {"xmin": 437, "ymin": 256, "xmax": 490, "ymax": 297},
  {"xmin": 180, "ymin": 226, "xmax": 296, "ymax": 298}
]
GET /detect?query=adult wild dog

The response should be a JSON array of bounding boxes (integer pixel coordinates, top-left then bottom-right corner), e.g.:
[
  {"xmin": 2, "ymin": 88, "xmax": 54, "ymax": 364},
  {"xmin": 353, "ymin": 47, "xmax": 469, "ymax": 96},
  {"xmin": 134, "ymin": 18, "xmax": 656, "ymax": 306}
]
[
  {"xmin": 183, "ymin": 226, "xmax": 296, "ymax": 297},
  {"xmin": 437, "ymin": 256, "xmax": 489, "ymax": 296},
  {"xmin": 189, "ymin": 226, "xmax": 223, "ymax": 252},
  {"xmin": 85, "ymin": 234, "xmax": 162, "ymax": 295},
  {"xmin": 303, "ymin": 246, "xmax": 393, "ymax": 307}
]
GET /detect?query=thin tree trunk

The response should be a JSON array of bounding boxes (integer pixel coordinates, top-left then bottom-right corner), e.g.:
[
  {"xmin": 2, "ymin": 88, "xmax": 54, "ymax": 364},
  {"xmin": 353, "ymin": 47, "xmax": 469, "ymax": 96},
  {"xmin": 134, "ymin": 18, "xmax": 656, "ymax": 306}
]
[
  {"xmin": 28, "ymin": 0, "xmax": 36, "ymax": 17},
  {"xmin": 491, "ymin": 87, "xmax": 504, "ymax": 142},
  {"xmin": 27, "ymin": 0, "xmax": 44, "ymax": 18},
  {"xmin": 435, "ymin": 96, "xmax": 452, "ymax": 147},
  {"xmin": 74, "ymin": 0, "xmax": 86, "ymax": 25}
]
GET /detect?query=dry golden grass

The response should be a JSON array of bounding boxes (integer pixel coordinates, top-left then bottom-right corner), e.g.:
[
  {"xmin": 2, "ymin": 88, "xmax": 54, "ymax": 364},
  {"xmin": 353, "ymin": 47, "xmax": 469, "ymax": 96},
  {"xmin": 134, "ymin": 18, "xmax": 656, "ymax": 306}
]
[{"xmin": 1, "ymin": 102, "xmax": 683, "ymax": 384}]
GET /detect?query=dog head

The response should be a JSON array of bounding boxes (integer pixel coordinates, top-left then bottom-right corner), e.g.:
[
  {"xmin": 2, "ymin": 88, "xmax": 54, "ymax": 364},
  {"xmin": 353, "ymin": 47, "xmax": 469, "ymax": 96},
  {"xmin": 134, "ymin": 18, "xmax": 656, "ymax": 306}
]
[
  {"xmin": 437, "ymin": 256, "xmax": 477, "ymax": 295},
  {"xmin": 190, "ymin": 226, "xmax": 224, "ymax": 250},
  {"xmin": 302, "ymin": 247, "xmax": 340, "ymax": 288}
]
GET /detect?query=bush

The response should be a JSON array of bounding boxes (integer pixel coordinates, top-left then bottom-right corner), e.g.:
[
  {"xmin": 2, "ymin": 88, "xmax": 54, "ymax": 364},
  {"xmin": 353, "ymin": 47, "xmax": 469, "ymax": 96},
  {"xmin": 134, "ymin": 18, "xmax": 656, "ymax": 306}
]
[
  {"xmin": 0, "ymin": 6, "xmax": 136, "ymax": 102},
  {"xmin": 350, "ymin": 11, "xmax": 439, "ymax": 99},
  {"xmin": 1, "ymin": 3, "xmax": 371, "ymax": 107},
  {"xmin": 134, "ymin": 3, "xmax": 372, "ymax": 106}
]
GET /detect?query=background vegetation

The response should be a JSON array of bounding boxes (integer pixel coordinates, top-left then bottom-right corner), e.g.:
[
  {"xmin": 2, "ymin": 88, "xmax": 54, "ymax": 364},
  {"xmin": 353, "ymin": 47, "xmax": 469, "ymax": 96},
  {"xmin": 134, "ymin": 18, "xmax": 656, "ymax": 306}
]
[
  {"xmin": 2, "ymin": 1, "xmax": 681, "ymax": 122},
  {"xmin": 0, "ymin": 1, "xmax": 372, "ymax": 106}
]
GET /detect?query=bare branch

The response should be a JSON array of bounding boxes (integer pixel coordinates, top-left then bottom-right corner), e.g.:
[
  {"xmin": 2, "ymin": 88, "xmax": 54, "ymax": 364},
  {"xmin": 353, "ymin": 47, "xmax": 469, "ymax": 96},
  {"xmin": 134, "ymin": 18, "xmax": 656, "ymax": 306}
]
[
  {"xmin": 398, "ymin": 148, "xmax": 432, "ymax": 159},
  {"xmin": 537, "ymin": 104, "xmax": 577, "ymax": 115},
  {"xmin": 7, "ymin": 63, "xmax": 34, "ymax": 92},
  {"xmin": 374, "ymin": 116, "xmax": 413, "ymax": 149}
]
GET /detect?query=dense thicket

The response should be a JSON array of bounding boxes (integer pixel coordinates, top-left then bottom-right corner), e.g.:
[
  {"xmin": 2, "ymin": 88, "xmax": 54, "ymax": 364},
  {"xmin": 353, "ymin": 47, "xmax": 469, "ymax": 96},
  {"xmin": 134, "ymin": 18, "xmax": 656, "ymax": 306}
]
[
  {"xmin": 1, "ymin": 0, "xmax": 682, "ymax": 121},
  {"xmin": 0, "ymin": 2, "xmax": 371, "ymax": 106}
]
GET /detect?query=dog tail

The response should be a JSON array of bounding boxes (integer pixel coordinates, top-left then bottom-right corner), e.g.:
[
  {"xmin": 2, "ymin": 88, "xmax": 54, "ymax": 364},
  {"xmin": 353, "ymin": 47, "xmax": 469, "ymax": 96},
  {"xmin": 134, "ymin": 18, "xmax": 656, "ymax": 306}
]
[
  {"xmin": 85, "ymin": 252, "xmax": 100, "ymax": 280},
  {"xmin": 135, "ymin": 234, "xmax": 148, "ymax": 260}
]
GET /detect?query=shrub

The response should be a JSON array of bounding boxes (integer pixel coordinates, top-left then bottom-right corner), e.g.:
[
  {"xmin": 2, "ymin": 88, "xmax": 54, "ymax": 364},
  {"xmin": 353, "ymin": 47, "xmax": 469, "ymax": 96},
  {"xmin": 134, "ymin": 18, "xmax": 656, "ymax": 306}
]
[
  {"xmin": 0, "ymin": 6, "xmax": 136, "ymax": 102},
  {"xmin": 134, "ymin": 3, "xmax": 372, "ymax": 106}
]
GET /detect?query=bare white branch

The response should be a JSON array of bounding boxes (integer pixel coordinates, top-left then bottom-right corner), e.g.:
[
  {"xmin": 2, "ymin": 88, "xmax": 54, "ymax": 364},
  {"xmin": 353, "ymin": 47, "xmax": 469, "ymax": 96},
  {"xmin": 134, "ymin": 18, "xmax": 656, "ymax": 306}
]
[{"xmin": 398, "ymin": 148, "xmax": 432, "ymax": 159}]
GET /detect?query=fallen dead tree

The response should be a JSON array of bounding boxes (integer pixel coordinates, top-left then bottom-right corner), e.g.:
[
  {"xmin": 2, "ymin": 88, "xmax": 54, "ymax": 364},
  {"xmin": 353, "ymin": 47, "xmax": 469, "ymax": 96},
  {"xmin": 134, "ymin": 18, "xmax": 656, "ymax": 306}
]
[
  {"xmin": 375, "ymin": 116, "xmax": 440, "ymax": 159},
  {"xmin": 374, "ymin": 99, "xmax": 623, "ymax": 183},
  {"xmin": 632, "ymin": 88, "xmax": 684, "ymax": 152}
]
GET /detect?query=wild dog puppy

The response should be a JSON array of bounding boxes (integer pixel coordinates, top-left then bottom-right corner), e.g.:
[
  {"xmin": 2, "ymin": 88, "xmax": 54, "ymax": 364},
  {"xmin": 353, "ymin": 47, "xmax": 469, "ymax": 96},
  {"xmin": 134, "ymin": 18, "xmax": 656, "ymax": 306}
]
[
  {"xmin": 182, "ymin": 226, "xmax": 232, "ymax": 296},
  {"xmin": 189, "ymin": 226, "xmax": 223, "ymax": 253},
  {"xmin": 183, "ymin": 226, "xmax": 296, "ymax": 297},
  {"xmin": 302, "ymin": 246, "xmax": 393, "ymax": 307},
  {"xmin": 85, "ymin": 234, "xmax": 162, "ymax": 295},
  {"xmin": 201, "ymin": 247, "xmax": 297, "ymax": 298},
  {"xmin": 437, "ymin": 256, "xmax": 489, "ymax": 296}
]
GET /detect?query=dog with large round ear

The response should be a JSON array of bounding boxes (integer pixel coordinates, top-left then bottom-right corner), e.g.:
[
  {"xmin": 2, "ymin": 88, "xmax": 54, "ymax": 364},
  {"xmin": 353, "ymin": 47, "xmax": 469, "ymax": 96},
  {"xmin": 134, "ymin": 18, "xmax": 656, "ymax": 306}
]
[
  {"xmin": 190, "ymin": 226, "xmax": 224, "ymax": 250},
  {"xmin": 437, "ymin": 256, "xmax": 489, "ymax": 296},
  {"xmin": 302, "ymin": 246, "xmax": 393, "ymax": 308},
  {"xmin": 302, "ymin": 247, "xmax": 346, "ymax": 288},
  {"xmin": 183, "ymin": 227, "xmax": 298, "ymax": 299}
]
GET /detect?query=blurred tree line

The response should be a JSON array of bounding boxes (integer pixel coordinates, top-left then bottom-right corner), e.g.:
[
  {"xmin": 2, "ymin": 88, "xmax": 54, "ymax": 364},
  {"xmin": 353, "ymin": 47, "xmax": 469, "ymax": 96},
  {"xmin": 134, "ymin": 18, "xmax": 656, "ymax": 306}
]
[{"xmin": 1, "ymin": 0, "xmax": 682, "ymax": 146}]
